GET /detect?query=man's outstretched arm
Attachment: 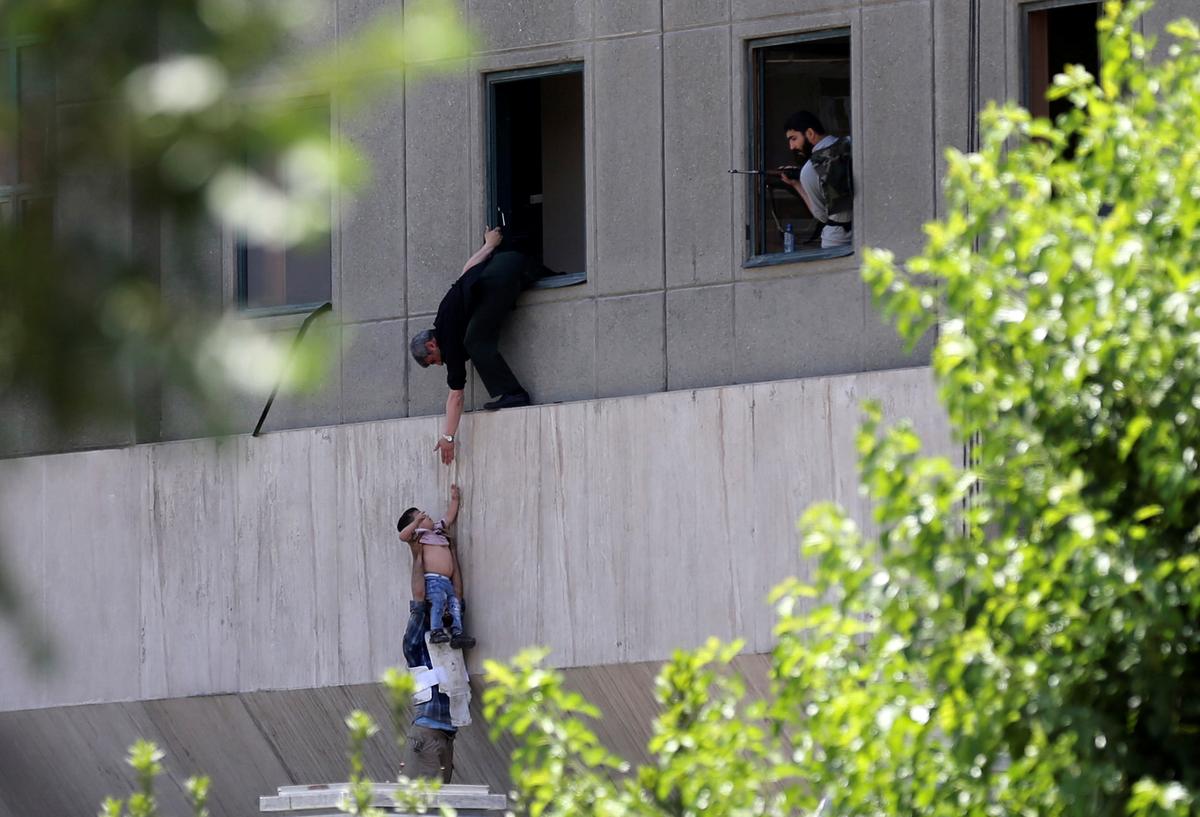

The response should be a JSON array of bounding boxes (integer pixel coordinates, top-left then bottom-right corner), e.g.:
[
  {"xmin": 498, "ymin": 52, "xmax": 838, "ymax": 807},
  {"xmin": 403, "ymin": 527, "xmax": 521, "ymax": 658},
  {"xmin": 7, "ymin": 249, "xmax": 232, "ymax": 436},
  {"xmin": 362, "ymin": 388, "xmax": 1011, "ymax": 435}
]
[
  {"xmin": 460, "ymin": 227, "xmax": 503, "ymax": 274},
  {"xmin": 436, "ymin": 389, "xmax": 465, "ymax": 465}
]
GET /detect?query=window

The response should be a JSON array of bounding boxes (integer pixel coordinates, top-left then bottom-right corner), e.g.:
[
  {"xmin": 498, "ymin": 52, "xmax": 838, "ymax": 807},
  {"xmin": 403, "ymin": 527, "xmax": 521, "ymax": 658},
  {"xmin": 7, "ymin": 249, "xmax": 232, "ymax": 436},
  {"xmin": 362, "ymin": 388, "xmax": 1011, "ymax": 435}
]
[
  {"xmin": 236, "ymin": 99, "xmax": 332, "ymax": 312},
  {"xmin": 746, "ymin": 32, "xmax": 852, "ymax": 265},
  {"xmin": 0, "ymin": 39, "xmax": 55, "ymax": 228},
  {"xmin": 1024, "ymin": 1, "xmax": 1100, "ymax": 120},
  {"xmin": 486, "ymin": 64, "xmax": 586, "ymax": 287}
]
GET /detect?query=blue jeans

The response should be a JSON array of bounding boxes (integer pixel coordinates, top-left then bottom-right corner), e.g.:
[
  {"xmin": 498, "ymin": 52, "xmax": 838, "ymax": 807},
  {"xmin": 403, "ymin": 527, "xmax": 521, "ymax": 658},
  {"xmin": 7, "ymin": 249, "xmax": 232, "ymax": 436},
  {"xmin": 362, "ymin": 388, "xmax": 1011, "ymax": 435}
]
[{"xmin": 425, "ymin": 573, "xmax": 464, "ymax": 635}]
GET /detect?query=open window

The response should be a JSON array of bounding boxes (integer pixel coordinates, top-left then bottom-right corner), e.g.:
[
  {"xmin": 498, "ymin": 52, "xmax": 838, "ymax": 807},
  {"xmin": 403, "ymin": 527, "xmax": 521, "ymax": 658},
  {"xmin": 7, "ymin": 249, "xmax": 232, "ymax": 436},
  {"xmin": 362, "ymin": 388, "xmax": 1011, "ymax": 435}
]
[
  {"xmin": 746, "ymin": 31, "xmax": 852, "ymax": 266},
  {"xmin": 236, "ymin": 99, "xmax": 332, "ymax": 313},
  {"xmin": 1024, "ymin": 1, "xmax": 1100, "ymax": 120},
  {"xmin": 0, "ymin": 40, "xmax": 55, "ymax": 229},
  {"xmin": 486, "ymin": 64, "xmax": 586, "ymax": 288}
]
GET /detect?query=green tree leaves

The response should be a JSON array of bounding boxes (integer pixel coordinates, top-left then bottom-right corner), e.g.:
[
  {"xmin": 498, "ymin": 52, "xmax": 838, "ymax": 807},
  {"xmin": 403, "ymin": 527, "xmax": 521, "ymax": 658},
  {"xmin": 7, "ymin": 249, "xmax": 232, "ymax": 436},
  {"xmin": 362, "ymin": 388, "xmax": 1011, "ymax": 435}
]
[{"xmin": 484, "ymin": 2, "xmax": 1200, "ymax": 815}]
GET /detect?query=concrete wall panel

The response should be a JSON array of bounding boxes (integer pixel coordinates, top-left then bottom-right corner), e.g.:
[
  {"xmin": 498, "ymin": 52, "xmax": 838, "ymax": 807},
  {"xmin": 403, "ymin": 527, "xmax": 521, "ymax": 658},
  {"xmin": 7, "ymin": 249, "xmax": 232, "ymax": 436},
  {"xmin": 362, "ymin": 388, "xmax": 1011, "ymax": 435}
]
[
  {"xmin": 140, "ymin": 438, "xmax": 240, "ymax": 700},
  {"xmin": 262, "ymin": 321, "xmax": 346, "ymax": 432},
  {"xmin": 595, "ymin": 0, "xmax": 661, "ymax": 37},
  {"xmin": 536, "ymin": 401, "xmax": 611, "ymax": 666},
  {"xmin": 933, "ymin": 0, "xmax": 973, "ymax": 211},
  {"xmin": 0, "ymin": 457, "xmax": 48, "ymax": 709},
  {"xmin": 470, "ymin": 0, "xmax": 591, "ymax": 51},
  {"xmin": 405, "ymin": 67, "xmax": 472, "ymax": 316},
  {"xmin": 1142, "ymin": 0, "xmax": 1200, "ymax": 59},
  {"xmin": 2, "ymin": 368, "xmax": 950, "ymax": 711},
  {"xmin": 734, "ymin": 271, "xmax": 867, "ymax": 383},
  {"xmin": 341, "ymin": 319, "xmax": 408, "ymax": 424},
  {"xmin": 733, "ymin": 0, "xmax": 859, "ymax": 23},
  {"xmin": 336, "ymin": 416, "xmax": 445, "ymax": 680},
  {"xmin": 664, "ymin": 0, "xmax": 729, "ymax": 30},
  {"xmin": 491, "ymin": 297, "xmax": 598, "ymax": 406},
  {"xmin": 40, "ymin": 449, "xmax": 149, "ymax": 706},
  {"xmin": 338, "ymin": 88, "xmax": 407, "ymax": 323},
  {"xmin": 0, "ymin": 392, "xmax": 61, "ymax": 459},
  {"xmin": 592, "ymin": 35, "xmax": 665, "ymax": 295},
  {"xmin": 19, "ymin": 1, "xmax": 958, "ymax": 461},
  {"xmin": 860, "ymin": 1, "xmax": 935, "ymax": 261},
  {"xmin": 597, "ymin": 293, "xmax": 665, "ymax": 399},
  {"xmin": 665, "ymin": 284, "xmax": 734, "ymax": 390},
  {"xmin": 232, "ymin": 428, "xmax": 342, "ymax": 690},
  {"xmin": 664, "ymin": 26, "xmax": 734, "ymax": 288},
  {"xmin": 979, "ymin": 0, "xmax": 1013, "ymax": 107}
]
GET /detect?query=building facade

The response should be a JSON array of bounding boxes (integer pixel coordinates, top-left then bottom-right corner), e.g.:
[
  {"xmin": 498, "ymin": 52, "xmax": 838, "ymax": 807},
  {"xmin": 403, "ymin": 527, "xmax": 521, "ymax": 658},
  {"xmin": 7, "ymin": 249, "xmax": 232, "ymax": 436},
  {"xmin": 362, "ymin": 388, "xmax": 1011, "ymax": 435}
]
[{"xmin": 0, "ymin": 0, "xmax": 1192, "ymax": 814}]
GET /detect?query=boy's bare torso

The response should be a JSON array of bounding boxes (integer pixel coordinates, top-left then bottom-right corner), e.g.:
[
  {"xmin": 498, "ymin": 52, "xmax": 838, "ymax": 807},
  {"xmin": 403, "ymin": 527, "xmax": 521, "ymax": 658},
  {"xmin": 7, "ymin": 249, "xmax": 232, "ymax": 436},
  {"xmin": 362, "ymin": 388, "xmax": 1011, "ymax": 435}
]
[{"xmin": 421, "ymin": 536, "xmax": 455, "ymax": 578}]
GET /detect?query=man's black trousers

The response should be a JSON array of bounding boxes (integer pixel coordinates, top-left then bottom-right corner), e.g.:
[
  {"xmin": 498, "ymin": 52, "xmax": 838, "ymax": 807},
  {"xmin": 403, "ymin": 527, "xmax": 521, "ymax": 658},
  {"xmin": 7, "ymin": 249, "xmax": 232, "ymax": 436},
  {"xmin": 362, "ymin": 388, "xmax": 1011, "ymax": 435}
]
[{"xmin": 465, "ymin": 251, "xmax": 547, "ymax": 398}]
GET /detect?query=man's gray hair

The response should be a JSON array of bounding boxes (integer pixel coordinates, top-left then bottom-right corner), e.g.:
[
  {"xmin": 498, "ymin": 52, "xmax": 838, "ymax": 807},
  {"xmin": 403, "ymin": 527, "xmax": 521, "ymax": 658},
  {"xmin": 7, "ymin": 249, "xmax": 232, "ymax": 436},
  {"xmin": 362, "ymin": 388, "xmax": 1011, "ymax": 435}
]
[{"xmin": 409, "ymin": 329, "xmax": 435, "ymax": 367}]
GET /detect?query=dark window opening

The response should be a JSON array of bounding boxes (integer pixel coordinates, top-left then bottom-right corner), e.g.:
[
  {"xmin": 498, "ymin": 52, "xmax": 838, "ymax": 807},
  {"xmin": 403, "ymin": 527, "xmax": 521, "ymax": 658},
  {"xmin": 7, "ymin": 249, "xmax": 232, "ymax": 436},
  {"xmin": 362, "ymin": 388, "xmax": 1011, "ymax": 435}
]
[
  {"xmin": 236, "ymin": 100, "xmax": 332, "ymax": 313},
  {"xmin": 0, "ymin": 41, "xmax": 55, "ymax": 227},
  {"xmin": 1024, "ymin": 1, "xmax": 1101, "ymax": 120},
  {"xmin": 747, "ymin": 32, "xmax": 852, "ymax": 265},
  {"xmin": 486, "ymin": 65, "xmax": 586, "ymax": 287}
]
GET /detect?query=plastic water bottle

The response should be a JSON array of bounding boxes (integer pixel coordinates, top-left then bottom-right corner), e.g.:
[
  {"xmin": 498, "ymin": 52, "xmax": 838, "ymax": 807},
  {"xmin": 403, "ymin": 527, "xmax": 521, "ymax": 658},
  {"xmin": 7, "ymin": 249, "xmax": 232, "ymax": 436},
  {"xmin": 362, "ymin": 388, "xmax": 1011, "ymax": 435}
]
[{"xmin": 783, "ymin": 223, "xmax": 795, "ymax": 254}]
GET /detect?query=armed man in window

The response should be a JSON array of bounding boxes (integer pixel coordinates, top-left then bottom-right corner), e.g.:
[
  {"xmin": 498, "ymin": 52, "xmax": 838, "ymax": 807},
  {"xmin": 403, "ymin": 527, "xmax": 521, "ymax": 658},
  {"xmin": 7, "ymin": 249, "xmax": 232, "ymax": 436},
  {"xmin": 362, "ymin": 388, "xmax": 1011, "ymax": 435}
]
[
  {"xmin": 780, "ymin": 110, "xmax": 853, "ymax": 249},
  {"xmin": 409, "ymin": 227, "xmax": 552, "ymax": 465}
]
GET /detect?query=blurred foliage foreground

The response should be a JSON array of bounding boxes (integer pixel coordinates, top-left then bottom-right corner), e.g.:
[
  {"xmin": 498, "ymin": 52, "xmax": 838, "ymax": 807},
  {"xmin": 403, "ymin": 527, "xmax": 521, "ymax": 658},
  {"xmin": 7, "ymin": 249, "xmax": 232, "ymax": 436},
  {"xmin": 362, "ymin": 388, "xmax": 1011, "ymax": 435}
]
[
  {"xmin": 0, "ymin": 0, "xmax": 470, "ymax": 656},
  {"xmin": 0, "ymin": 0, "xmax": 470, "ymax": 435},
  {"xmin": 16, "ymin": 1, "xmax": 1200, "ymax": 816}
]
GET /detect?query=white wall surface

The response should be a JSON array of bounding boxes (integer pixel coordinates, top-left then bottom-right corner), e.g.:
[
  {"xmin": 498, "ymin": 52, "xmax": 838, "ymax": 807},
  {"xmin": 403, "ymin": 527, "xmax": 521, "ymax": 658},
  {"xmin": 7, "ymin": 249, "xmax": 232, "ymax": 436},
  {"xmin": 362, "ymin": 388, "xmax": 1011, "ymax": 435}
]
[{"xmin": 0, "ymin": 367, "xmax": 953, "ymax": 712}]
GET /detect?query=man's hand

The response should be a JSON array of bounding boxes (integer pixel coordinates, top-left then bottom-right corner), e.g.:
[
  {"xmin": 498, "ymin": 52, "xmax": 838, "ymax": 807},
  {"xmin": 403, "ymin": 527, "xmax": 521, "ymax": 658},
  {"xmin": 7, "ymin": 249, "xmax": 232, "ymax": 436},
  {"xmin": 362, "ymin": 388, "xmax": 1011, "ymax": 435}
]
[
  {"xmin": 435, "ymin": 436, "xmax": 455, "ymax": 465},
  {"xmin": 484, "ymin": 226, "xmax": 503, "ymax": 248}
]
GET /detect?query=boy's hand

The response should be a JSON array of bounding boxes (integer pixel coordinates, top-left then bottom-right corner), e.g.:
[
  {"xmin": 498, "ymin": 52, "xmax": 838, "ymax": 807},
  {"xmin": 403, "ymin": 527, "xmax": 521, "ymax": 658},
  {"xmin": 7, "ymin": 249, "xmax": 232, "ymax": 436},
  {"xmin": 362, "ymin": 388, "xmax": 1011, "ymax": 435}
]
[{"xmin": 450, "ymin": 484, "xmax": 461, "ymax": 502}]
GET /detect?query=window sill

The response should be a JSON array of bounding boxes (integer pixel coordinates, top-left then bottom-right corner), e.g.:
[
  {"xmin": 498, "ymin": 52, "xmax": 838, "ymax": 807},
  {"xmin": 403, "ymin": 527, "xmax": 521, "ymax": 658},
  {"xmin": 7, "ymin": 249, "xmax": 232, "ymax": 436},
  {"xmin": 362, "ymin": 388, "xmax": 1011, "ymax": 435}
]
[
  {"xmin": 237, "ymin": 301, "xmax": 330, "ymax": 319},
  {"xmin": 533, "ymin": 271, "xmax": 587, "ymax": 289},
  {"xmin": 744, "ymin": 246, "xmax": 854, "ymax": 269}
]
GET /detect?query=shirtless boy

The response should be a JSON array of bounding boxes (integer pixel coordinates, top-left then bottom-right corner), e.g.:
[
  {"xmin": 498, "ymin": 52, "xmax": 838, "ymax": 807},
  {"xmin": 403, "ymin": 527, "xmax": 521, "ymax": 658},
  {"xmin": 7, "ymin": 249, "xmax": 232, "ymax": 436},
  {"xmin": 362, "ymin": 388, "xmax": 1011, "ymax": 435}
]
[{"xmin": 397, "ymin": 484, "xmax": 475, "ymax": 649}]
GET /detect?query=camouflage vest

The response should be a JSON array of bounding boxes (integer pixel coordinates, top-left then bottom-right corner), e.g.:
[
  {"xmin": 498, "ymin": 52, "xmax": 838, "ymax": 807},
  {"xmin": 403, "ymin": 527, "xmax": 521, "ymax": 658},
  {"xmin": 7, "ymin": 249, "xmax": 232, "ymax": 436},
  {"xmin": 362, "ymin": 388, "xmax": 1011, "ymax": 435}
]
[{"xmin": 808, "ymin": 137, "xmax": 853, "ymax": 224}]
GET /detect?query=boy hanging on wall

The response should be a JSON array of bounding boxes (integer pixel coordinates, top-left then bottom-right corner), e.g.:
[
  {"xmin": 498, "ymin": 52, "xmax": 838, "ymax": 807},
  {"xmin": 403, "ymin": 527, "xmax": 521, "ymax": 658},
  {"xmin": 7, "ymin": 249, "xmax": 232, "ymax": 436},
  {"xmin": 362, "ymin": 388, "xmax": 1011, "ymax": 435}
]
[{"xmin": 397, "ymin": 484, "xmax": 475, "ymax": 650}]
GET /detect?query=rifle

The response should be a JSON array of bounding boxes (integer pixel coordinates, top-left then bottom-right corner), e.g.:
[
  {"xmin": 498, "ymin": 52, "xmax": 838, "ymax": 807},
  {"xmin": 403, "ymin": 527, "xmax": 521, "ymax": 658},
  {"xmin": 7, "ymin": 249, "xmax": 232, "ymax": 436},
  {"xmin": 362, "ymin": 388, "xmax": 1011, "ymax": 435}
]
[
  {"xmin": 728, "ymin": 167, "xmax": 801, "ymax": 181},
  {"xmin": 729, "ymin": 168, "xmax": 803, "ymax": 238}
]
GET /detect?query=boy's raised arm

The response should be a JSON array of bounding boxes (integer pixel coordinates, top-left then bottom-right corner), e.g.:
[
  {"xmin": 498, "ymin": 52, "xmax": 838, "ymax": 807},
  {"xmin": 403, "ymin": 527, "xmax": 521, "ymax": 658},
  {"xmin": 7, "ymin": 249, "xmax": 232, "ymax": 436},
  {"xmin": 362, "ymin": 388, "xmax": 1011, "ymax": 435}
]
[
  {"xmin": 398, "ymin": 516, "xmax": 422, "ymax": 543},
  {"xmin": 444, "ymin": 483, "xmax": 461, "ymax": 528}
]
